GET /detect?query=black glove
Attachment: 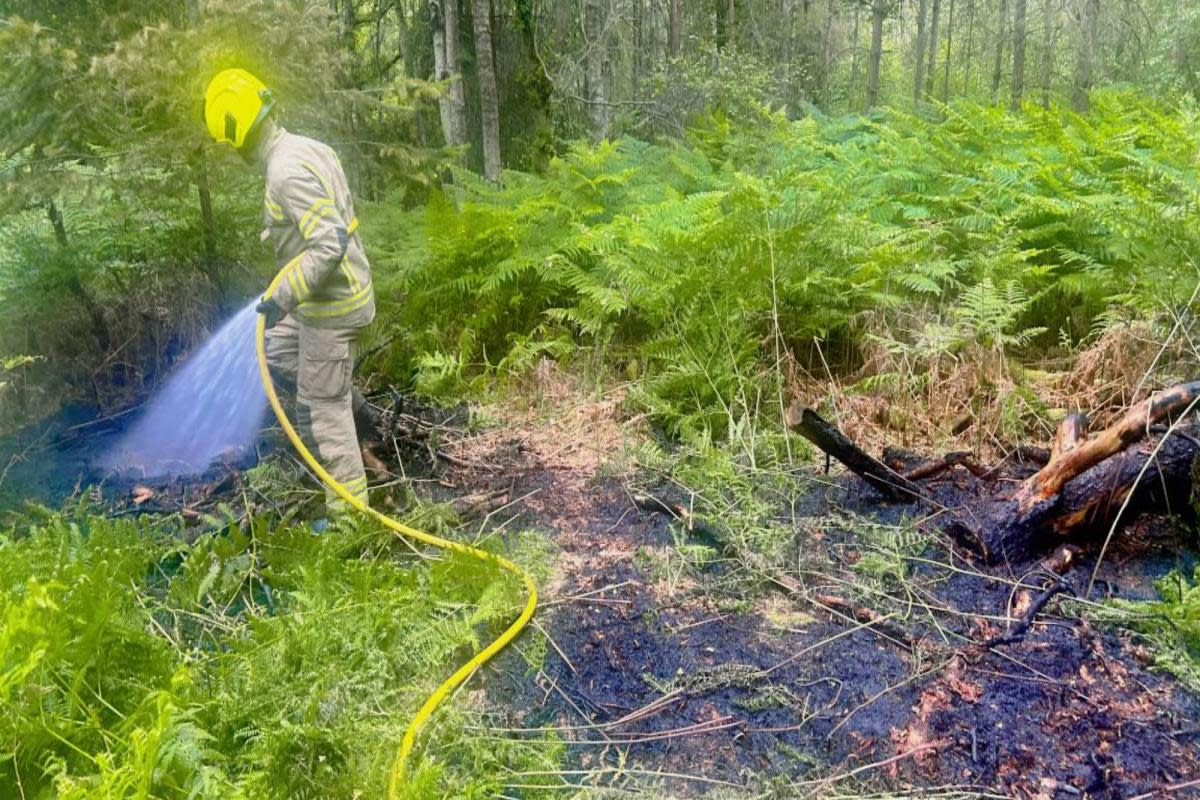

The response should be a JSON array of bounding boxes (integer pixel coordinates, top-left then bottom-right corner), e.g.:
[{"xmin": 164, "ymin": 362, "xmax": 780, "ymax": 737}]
[{"xmin": 256, "ymin": 296, "xmax": 285, "ymax": 329}]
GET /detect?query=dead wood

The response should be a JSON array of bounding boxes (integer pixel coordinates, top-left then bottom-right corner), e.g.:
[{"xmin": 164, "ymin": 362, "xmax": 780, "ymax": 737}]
[
  {"xmin": 1009, "ymin": 545, "xmax": 1080, "ymax": 629},
  {"xmin": 960, "ymin": 381, "xmax": 1200, "ymax": 562},
  {"xmin": 1051, "ymin": 412, "xmax": 1089, "ymax": 461},
  {"xmin": 902, "ymin": 450, "xmax": 986, "ymax": 481},
  {"xmin": 983, "ymin": 579, "xmax": 1075, "ymax": 648},
  {"xmin": 1020, "ymin": 381, "xmax": 1200, "ymax": 507},
  {"xmin": 790, "ymin": 382, "xmax": 1200, "ymax": 563},
  {"xmin": 1012, "ymin": 444, "xmax": 1051, "ymax": 465},
  {"xmin": 786, "ymin": 402, "xmax": 922, "ymax": 501}
]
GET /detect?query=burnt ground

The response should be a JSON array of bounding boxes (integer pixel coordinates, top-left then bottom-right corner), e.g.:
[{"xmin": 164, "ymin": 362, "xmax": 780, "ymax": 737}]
[
  {"xmin": 5, "ymin": 395, "xmax": 1200, "ymax": 798},
  {"xmin": 0, "ymin": 402, "xmax": 265, "ymax": 524},
  {"xmin": 430, "ymin": 393, "xmax": 1200, "ymax": 798}
]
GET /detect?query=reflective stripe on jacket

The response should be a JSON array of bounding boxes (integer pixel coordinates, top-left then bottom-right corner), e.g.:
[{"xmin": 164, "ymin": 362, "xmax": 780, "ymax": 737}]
[{"xmin": 262, "ymin": 127, "xmax": 374, "ymax": 329}]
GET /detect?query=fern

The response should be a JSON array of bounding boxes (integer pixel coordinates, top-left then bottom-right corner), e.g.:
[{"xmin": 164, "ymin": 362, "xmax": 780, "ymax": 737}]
[
  {"xmin": 364, "ymin": 87, "xmax": 1200, "ymax": 439},
  {"xmin": 0, "ymin": 510, "xmax": 557, "ymax": 798}
]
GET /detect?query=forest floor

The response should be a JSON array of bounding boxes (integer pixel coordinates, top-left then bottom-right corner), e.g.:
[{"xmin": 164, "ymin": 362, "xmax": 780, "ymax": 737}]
[{"xmin": 3, "ymin": 384, "xmax": 1200, "ymax": 798}]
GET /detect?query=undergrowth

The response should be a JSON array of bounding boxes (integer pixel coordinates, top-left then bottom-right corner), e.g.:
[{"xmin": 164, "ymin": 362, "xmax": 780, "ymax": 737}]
[
  {"xmin": 1101, "ymin": 566, "xmax": 1200, "ymax": 692},
  {"xmin": 368, "ymin": 88, "xmax": 1200, "ymax": 445},
  {"xmin": 0, "ymin": 508, "xmax": 558, "ymax": 799}
]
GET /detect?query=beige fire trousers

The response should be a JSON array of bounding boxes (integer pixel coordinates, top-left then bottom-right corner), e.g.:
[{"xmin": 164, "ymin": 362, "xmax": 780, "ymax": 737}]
[{"xmin": 265, "ymin": 314, "xmax": 369, "ymax": 515}]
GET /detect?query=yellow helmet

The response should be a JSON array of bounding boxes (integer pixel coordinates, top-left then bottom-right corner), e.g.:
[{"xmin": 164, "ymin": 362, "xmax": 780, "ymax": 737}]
[{"xmin": 203, "ymin": 68, "xmax": 275, "ymax": 150}]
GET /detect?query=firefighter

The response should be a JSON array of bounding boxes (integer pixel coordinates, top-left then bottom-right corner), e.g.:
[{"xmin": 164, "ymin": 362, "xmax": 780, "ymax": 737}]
[{"xmin": 203, "ymin": 68, "xmax": 373, "ymax": 521}]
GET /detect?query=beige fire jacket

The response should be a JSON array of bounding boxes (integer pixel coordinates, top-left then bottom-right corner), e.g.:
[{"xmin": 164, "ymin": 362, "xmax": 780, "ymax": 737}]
[{"xmin": 261, "ymin": 127, "xmax": 375, "ymax": 329}]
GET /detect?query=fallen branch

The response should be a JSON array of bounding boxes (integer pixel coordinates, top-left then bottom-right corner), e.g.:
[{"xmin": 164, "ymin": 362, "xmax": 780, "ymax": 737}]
[
  {"xmin": 785, "ymin": 403, "xmax": 922, "ymax": 501},
  {"xmin": 982, "ymin": 580, "xmax": 1075, "ymax": 648},
  {"xmin": 901, "ymin": 450, "xmax": 987, "ymax": 481}
]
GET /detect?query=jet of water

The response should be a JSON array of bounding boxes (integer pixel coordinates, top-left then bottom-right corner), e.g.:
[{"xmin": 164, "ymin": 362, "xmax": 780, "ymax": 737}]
[{"xmin": 101, "ymin": 299, "xmax": 268, "ymax": 478}]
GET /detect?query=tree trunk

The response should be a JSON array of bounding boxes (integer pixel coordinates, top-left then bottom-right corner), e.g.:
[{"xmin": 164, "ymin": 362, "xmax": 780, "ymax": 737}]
[
  {"xmin": 924, "ymin": 0, "xmax": 941, "ymax": 99},
  {"xmin": 444, "ymin": 0, "xmax": 468, "ymax": 149},
  {"xmin": 585, "ymin": 0, "xmax": 610, "ymax": 141},
  {"xmin": 47, "ymin": 200, "xmax": 111, "ymax": 354},
  {"xmin": 341, "ymin": 0, "xmax": 355, "ymax": 46},
  {"xmin": 634, "ymin": 0, "xmax": 644, "ymax": 94},
  {"xmin": 914, "ymin": 0, "xmax": 930, "ymax": 105},
  {"xmin": 432, "ymin": 0, "xmax": 467, "ymax": 152},
  {"xmin": 1071, "ymin": 0, "xmax": 1100, "ymax": 112},
  {"xmin": 470, "ymin": 0, "xmax": 502, "ymax": 182},
  {"xmin": 194, "ymin": 155, "xmax": 221, "ymax": 296},
  {"xmin": 849, "ymin": 0, "xmax": 862, "ymax": 105},
  {"xmin": 820, "ymin": 0, "xmax": 837, "ymax": 109},
  {"xmin": 963, "ymin": 0, "xmax": 976, "ymax": 94},
  {"xmin": 991, "ymin": 0, "xmax": 1009, "ymax": 99},
  {"xmin": 715, "ymin": 0, "xmax": 729, "ymax": 49},
  {"xmin": 431, "ymin": 2, "xmax": 450, "ymax": 134},
  {"xmin": 1040, "ymin": 0, "xmax": 1058, "ymax": 107},
  {"xmin": 941, "ymin": 0, "xmax": 955, "ymax": 100},
  {"xmin": 866, "ymin": 0, "xmax": 886, "ymax": 108},
  {"xmin": 669, "ymin": 0, "xmax": 682, "ymax": 56},
  {"xmin": 1011, "ymin": 0, "xmax": 1028, "ymax": 109}
]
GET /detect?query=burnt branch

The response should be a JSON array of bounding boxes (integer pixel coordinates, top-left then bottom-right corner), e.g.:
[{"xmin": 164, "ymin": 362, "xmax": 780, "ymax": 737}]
[{"xmin": 786, "ymin": 402, "xmax": 922, "ymax": 501}]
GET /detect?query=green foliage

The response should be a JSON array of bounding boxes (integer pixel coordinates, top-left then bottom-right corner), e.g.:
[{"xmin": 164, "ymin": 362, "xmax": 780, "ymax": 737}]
[
  {"xmin": 1104, "ymin": 566, "xmax": 1200, "ymax": 691},
  {"xmin": 636, "ymin": 44, "xmax": 780, "ymax": 136},
  {"xmin": 0, "ymin": 511, "xmax": 557, "ymax": 798},
  {"xmin": 0, "ymin": 0, "xmax": 446, "ymax": 428},
  {"xmin": 377, "ymin": 89, "xmax": 1200, "ymax": 439},
  {"xmin": 846, "ymin": 515, "xmax": 931, "ymax": 592}
]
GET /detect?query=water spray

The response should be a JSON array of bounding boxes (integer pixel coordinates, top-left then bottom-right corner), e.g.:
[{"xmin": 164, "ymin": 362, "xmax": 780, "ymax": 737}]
[
  {"xmin": 102, "ymin": 300, "xmax": 267, "ymax": 477},
  {"xmin": 102, "ymin": 286, "xmax": 538, "ymax": 791}
]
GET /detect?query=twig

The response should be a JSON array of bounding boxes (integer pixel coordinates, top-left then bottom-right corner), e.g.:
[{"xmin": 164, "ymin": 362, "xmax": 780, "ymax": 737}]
[
  {"xmin": 531, "ymin": 617, "xmax": 576, "ymax": 675},
  {"xmin": 983, "ymin": 580, "xmax": 1075, "ymax": 648},
  {"xmin": 794, "ymin": 741, "xmax": 945, "ymax": 788},
  {"xmin": 1127, "ymin": 777, "xmax": 1200, "ymax": 800}
]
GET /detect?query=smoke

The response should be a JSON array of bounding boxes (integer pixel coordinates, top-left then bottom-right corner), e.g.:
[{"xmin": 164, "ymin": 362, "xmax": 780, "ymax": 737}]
[{"xmin": 101, "ymin": 300, "xmax": 268, "ymax": 477}]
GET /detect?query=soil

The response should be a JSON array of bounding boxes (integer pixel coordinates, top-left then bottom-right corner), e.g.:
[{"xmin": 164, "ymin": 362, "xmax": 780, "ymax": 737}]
[
  {"xmin": 4, "ymin": 393, "xmax": 1200, "ymax": 798},
  {"xmin": 433, "ymin": 389, "xmax": 1200, "ymax": 798}
]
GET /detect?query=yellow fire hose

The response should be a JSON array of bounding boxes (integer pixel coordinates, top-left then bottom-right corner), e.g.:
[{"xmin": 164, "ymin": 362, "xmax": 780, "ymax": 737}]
[{"xmin": 254, "ymin": 307, "xmax": 538, "ymax": 797}]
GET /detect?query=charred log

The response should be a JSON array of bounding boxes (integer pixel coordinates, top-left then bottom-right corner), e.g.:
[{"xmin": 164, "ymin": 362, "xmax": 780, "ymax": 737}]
[
  {"xmin": 785, "ymin": 403, "xmax": 922, "ymax": 501},
  {"xmin": 952, "ymin": 382, "xmax": 1200, "ymax": 562},
  {"xmin": 951, "ymin": 430, "xmax": 1199, "ymax": 563},
  {"xmin": 1021, "ymin": 382, "xmax": 1200, "ymax": 508},
  {"xmin": 789, "ymin": 382, "xmax": 1200, "ymax": 564}
]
